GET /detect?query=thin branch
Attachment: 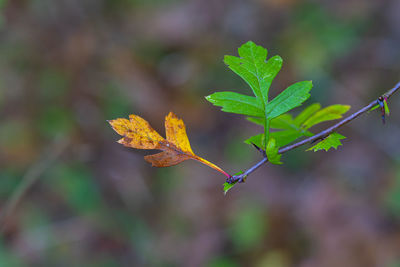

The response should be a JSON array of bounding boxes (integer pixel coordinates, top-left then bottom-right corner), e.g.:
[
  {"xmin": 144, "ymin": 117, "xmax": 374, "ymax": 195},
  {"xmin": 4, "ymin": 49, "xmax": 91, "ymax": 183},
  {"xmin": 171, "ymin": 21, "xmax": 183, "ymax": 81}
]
[{"xmin": 227, "ymin": 81, "xmax": 400, "ymax": 184}]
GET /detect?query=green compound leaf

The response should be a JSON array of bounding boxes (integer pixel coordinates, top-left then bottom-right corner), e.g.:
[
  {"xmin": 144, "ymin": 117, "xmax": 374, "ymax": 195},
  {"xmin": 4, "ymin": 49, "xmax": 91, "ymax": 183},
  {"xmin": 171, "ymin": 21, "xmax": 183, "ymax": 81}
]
[
  {"xmin": 265, "ymin": 81, "xmax": 313, "ymax": 119},
  {"xmin": 205, "ymin": 91, "xmax": 263, "ymax": 117},
  {"xmin": 266, "ymin": 137, "xmax": 282, "ymax": 164},
  {"xmin": 302, "ymin": 104, "xmax": 350, "ymax": 129},
  {"xmin": 307, "ymin": 132, "xmax": 346, "ymax": 152},
  {"xmin": 207, "ymin": 42, "xmax": 351, "ymax": 157},
  {"xmin": 224, "ymin": 41, "xmax": 282, "ymax": 105}
]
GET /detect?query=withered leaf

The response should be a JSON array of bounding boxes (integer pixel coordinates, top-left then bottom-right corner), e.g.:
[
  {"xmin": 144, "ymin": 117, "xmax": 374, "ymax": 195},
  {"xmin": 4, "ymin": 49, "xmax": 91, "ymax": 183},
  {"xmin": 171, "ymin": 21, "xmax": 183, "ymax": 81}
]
[{"xmin": 108, "ymin": 112, "xmax": 230, "ymax": 178}]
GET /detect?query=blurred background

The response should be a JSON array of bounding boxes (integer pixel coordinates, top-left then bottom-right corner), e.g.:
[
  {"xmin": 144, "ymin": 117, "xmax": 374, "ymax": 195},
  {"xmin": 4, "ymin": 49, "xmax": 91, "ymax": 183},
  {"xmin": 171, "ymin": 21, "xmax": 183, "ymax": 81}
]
[{"xmin": 1, "ymin": 0, "xmax": 400, "ymax": 266}]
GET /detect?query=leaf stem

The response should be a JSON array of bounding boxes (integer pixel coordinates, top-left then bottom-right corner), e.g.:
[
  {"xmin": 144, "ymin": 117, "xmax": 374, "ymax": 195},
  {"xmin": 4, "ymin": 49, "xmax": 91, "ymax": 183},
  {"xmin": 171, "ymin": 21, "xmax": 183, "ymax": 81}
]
[
  {"xmin": 228, "ymin": 81, "xmax": 400, "ymax": 184},
  {"xmin": 194, "ymin": 156, "xmax": 232, "ymax": 178},
  {"xmin": 263, "ymin": 118, "xmax": 270, "ymax": 150}
]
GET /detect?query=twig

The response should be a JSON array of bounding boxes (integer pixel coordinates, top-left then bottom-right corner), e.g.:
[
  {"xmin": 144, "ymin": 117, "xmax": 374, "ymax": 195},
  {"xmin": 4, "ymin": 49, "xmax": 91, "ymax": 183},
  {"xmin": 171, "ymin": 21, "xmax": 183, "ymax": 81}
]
[
  {"xmin": 251, "ymin": 142, "xmax": 266, "ymax": 157},
  {"xmin": 227, "ymin": 81, "xmax": 400, "ymax": 184},
  {"xmin": 0, "ymin": 138, "xmax": 69, "ymax": 233}
]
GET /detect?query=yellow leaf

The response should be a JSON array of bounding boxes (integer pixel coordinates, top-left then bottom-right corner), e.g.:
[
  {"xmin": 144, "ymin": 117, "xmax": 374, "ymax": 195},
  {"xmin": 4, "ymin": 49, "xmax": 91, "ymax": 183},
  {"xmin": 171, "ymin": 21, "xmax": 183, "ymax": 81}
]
[
  {"xmin": 108, "ymin": 112, "xmax": 231, "ymax": 178},
  {"xmin": 164, "ymin": 112, "xmax": 194, "ymax": 155},
  {"xmin": 108, "ymin": 115, "xmax": 164, "ymax": 149}
]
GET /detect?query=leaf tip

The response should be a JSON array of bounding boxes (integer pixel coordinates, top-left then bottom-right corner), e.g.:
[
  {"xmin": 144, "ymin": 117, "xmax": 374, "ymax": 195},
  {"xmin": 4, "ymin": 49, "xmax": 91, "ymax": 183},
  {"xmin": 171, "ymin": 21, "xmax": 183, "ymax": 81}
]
[
  {"xmin": 343, "ymin": 105, "xmax": 351, "ymax": 112},
  {"xmin": 223, "ymin": 181, "xmax": 236, "ymax": 195},
  {"xmin": 205, "ymin": 94, "xmax": 218, "ymax": 105},
  {"xmin": 166, "ymin": 111, "xmax": 176, "ymax": 118},
  {"xmin": 271, "ymin": 55, "xmax": 283, "ymax": 63},
  {"xmin": 223, "ymin": 55, "xmax": 231, "ymax": 64}
]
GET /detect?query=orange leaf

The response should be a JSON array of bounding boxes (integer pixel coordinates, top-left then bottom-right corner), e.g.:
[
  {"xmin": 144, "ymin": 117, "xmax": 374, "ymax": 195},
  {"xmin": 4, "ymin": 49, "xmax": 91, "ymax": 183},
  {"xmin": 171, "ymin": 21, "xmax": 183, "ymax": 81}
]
[{"xmin": 108, "ymin": 112, "xmax": 231, "ymax": 178}]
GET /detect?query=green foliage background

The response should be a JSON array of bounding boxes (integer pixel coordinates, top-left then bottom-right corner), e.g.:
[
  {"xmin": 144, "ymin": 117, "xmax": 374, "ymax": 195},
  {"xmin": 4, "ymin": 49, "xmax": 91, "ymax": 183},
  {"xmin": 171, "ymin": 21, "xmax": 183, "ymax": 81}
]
[{"xmin": 1, "ymin": 0, "xmax": 400, "ymax": 266}]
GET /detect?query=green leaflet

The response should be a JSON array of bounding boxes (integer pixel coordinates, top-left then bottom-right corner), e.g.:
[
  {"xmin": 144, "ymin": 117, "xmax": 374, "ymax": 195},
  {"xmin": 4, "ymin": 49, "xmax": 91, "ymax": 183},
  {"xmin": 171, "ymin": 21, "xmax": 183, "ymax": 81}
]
[
  {"xmin": 248, "ymin": 114, "xmax": 297, "ymax": 131},
  {"xmin": 307, "ymin": 132, "xmax": 346, "ymax": 152},
  {"xmin": 272, "ymin": 130, "xmax": 311, "ymax": 147},
  {"xmin": 205, "ymin": 91, "xmax": 263, "ymax": 117},
  {"xmin": 245, "ymin": 133, "xmax": 264, "ymax": 149},
  {"xmin": 302, "ymin": 104, "xmax": 350, "ymax": 129},
  {"xmin": 249, "ymin": 113, "xmax": 300, "ymax": 131},
  {"xmin": 269, "ymin": 114, "xmax": 295, "ymax": 130},
  {"xmin": 246, "ymin": 136, "xmax": 282, "ymax": 164},
  {"xmin": 293, "ymin": 103, "xmax": 321, "ymax": 125},
  {"xmin": 245, "ymin": 129, "xmax": 311, "ymax": 148},
  {"xmin": 223, "ymin": 181, "xmax": 237, "ymax": 195},
  {"xmin": 246, "ymin": 116, "xmax": 264, "ymax": 125},
  {"xmin": 224, "ymin": 41, "xmax": 283, "ymax": 105},
  {"xmin": 266, "ymin": 138, "xmax": 282, "ymax": 164},
  {"xmin": 370, "ymin": 104, "xmax": 380, "ymax": 112},
  {"xmin": 265, "ymin": 81, "xmax": 313, "ymax": 119},
  {"xmin": 223, "ymin": 171, "xmax": 244, "ymax": 195},
  {"xmin": 384, "ymin": 98, "xmax": 390, "ymax": 116}
]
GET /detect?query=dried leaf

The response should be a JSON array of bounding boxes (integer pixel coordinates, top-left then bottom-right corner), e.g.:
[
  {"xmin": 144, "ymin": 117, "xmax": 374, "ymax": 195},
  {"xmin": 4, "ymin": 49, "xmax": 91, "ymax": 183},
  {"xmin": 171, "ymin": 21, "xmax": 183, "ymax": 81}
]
[{"xmin": 108, "ymin": 112, "xmax": 230, "ymax": 178}]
